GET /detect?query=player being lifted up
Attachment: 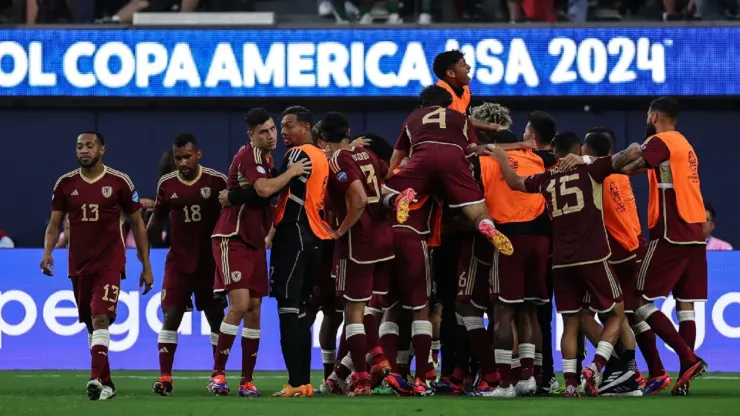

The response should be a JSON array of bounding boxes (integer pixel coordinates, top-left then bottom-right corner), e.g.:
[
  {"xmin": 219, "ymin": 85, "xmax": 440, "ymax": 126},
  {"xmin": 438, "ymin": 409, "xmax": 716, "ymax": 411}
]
[
  {"xmin": 208, "ymin": 108, "xmax": 311, "ymax": 397},
  {"xmin": 491, "ymin": 133, "xmax": 642, "ymax": 397},
  {"xmin": 384, "ymin": 85, "xmax": 513, "ymax": 256},
  {"xmin": 148, "ymin": 134, "xmax": 228, "ymax": 396},
  {"xmin": 42, "ymin": 132, "xmax": 154, "ymax": 400}
]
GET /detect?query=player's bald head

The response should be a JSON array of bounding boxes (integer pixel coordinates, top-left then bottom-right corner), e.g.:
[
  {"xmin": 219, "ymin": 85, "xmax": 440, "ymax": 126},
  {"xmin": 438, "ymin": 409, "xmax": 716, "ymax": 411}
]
[{"xmin": 419, "ymin": 85, "xmax": 452, "ymax": 108}]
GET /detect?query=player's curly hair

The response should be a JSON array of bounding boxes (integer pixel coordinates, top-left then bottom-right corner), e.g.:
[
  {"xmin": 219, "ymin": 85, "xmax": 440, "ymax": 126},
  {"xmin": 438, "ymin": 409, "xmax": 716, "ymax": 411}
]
[{"xmin": 471, "ymin": 102, "xmax": 512, "ymax": 129}]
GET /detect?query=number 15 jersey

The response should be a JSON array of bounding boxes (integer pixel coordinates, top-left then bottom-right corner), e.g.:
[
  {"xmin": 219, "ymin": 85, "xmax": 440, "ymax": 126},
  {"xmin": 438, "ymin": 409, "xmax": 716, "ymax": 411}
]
[
  {"xmin": 524, "ymin": 157, "xmax": 614, "ymax": 268},
  {"xmin": 328, "ymin": 146, "xmax": 394, "ymax": 264}
]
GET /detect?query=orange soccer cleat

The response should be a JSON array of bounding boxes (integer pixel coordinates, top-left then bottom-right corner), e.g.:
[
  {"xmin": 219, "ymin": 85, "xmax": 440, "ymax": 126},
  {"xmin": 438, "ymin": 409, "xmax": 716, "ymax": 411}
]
[
  {"xmin": 272, "ymin": 384, "xmax": 315, "ymax": 398},
  {"xmin": 478, "ymin": 220, "xmax": 513, "ymax": 256},
  {"xmin": 394, "ymin": 188, "xmax": 416, "ymax": 224}
]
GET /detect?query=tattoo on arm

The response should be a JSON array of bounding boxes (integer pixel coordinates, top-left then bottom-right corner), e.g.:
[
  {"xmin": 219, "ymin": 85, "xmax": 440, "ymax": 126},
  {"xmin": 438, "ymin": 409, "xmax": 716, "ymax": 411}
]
[
  {"xmin": 621, "ymin": 158, "xmax": 650, "ymax": 174},
  {"xmin": 611, "ymin": 143, "xmax": 643, "ymax": 172}
]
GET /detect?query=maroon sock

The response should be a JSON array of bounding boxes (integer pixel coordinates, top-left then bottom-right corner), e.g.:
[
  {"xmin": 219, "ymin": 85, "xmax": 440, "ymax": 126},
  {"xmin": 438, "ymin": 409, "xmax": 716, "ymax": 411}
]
[
  {"xmin": 102, "ymin": 356, "xmax": 112, "ymax": 383},
  {"xmin": 240, "ymin": 328, "xmax": 260, "ymax": 383},
  {"xmin": 335, "ymin": 328, "xmax": 349, "ymax": 372},
  {"xmin": 564, "ymin": 371, "xmax": 578, "ymax": 388},
  {"xmin": 380, "ymin": 323, "xmax": 400, "ymax": 373},
  {"xmin": 593, "ymin": 354, "xmax": 608, "ymax": 371},
  {"xmin": 364, "ymin": 313, "xmax": 380, "ymax": 351},
  {"xmin": 636, "ymin": 329, "xmax": 665, "ymax": 377},
  {"xmin": 90, "ymin": 329, "xmax": 109, "ymax": 380},
  {"xmin": 411, "ymin": 321, "xmax": 433, "ymax": 379},
  {"xmin": 678, "ymin": 314, "xmax": 697, "ymax": 351},
  {"xmin": 158, "ymin": 343, "xmax": 177, "ymax": 376},
  {"xmin": 495, "ymin": 350, "xmax": 513, "ymax": 387},
  {"xmin": 520, "ymin": 358, "xmax": 534, "ymax": 380},
  {"xmin": 336, "ymin": 356, "xmax": 353, "ymax": 380},
  {"xmin": 346, "ymin": 324, "xmax": 368, "ymax": 373},
  {"xmin": 645, "ymin": 311, "xmax": 696, "ymax": 365},
  {"xmin": 533, "ymin": 365, "xmax": 542, "ymax": 387},
  {"xmin": 213, "ymin": 323, "xmax": 238, "ymax": 376},
  {"xmin": 466, "ymin": 327, "xmax": 496, "ymax": 376},
  {"xmin": 454, "ymin": 324, "xmax": 471, "ymax": 379}
]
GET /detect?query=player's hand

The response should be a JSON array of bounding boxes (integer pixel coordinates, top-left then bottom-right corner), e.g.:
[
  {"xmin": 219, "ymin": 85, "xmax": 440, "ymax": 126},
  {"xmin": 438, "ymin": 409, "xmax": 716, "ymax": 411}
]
[
  {"xmin": 491, "ymin": 145, "xmax": 508, "ymax": 163},
  {"xmin": 40, "ymin": 254, "xmax": 54, "ymax": 276},
  {"xmin": 139, "ymin": 268, "xmax": 154, "ymax": 295},
  {"xmin": 351, "ymin": 136, "xmax": 372, "ymax": 148},
  {"xmin": 218, "ymin": 189, "xmax": 232, "ymax": 207},
  {"xmin": 140, "ymin": 198, "xmax": 155, "ymax": 210},
  {"xmin": 558, "ymin": 154, "xmax": 585, "ymax": 170},
  {"xmin": 521, "ymin": 139, "xmax": 537, "ymax": 149},
  {"xmin": 265, "ymin": 234, "xmax": 273, "ymax": 249},
  {"xmin": 288, "ymin": 159, "xmax": 312, "ymax": 177}
]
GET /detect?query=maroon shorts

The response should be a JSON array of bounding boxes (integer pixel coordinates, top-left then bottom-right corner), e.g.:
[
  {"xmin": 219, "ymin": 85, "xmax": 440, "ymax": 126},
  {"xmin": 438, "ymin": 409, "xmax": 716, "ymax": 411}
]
[
  {"xmin": 212, "ymin": 237, "xmax": 268, "ymax": 298},
  {"xmin": 308, "ymin": 240, "xmax": 343, "ymax": 314},
  {"xmin": 491, "ymin": 234, "xmax": 549, "ymax": 304},
  {"xmin": 609, "ymin": 257, "xmax": 637, "ymax": 313},
  {"xmin": 552, "ymin": 260, "xmax": 623, "ymax": 314},
  {"xmin": 335, "ymin": 257, "xmax": 392, "ymax": 302},
  {"xmin": 456, "ymin": 235, "xmax": 493, "ymax": 310},
  {"xmin": 384, "ymin": 145, "xmax": 484, "ymax": 208},
  {"xmin": 368, "ymin": 294, "xmax": 384, "ymax": 312},
  {"xmin": 71, "ymin": 268, "xmax": 123, "ymax": 323},
  {"xmin": 385, "ymin": 228, "xmax": 432, "ymax": 310},
  {"xmin": 162, "ymin": 265, "xmax": 225, "ymax": 312},
  {"xmin": 637, "ymin": 239, "xmax": 708, "ymax": 302}
]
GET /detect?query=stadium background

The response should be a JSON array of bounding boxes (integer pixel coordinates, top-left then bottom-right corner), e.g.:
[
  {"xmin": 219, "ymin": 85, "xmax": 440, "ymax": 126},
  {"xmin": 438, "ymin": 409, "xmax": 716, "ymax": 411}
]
[{"xmin": 0, "ymin": 18, "xmax": 738, "ymax": 372}]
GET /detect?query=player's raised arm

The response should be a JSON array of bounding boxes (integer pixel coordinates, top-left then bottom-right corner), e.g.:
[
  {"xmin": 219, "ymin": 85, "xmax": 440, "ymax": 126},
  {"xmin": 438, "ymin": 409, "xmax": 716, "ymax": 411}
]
[
  {"xmin": 491, "ymin": 146, "xmax": 528, "ymax": 192},
  {"xmin": 612, "ymin": 143, "xmax": 649, "ymax": 174},
  {"xmin": 390, "ymin": 124, "xmax": 411, "ymax": 171},
  {"xmin": 41, "ymin": 210, "xmax": 65, "ymax": 276}
]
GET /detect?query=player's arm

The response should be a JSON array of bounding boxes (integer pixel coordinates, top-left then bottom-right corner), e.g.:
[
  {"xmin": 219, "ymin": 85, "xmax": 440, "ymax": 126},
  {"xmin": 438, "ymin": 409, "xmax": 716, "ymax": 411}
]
[
  {"xmin": 390, "ymin": 124, "xmax": 411, "ymax": 171},
  {"xmin": 491, "ymin": 146, "xmax": 528, "ymax": 192},
  {"xmin": 336, "ymin": 180, "xmax": 368, "ymax": 238},
  {"xmin": 128, "ymin": 209, "xmax": 153, "ymax": 294},
  {"xmin": 146, "ymin": 180, "xmax": 168, "ymax": 243},
  {"xmin": 470, "ymin": 118, "xmax": 502, "ymax": 133},
  {"xmin": 253, "ymin": 159, "xmax": 311, "ymax": 198},
  {"xmin": 41, "ymin": 210, "xmax": 65, "ymax": 275},
  {"xmin": 612, "ymin": 142, "xmax": 651, "ymax": 174}
]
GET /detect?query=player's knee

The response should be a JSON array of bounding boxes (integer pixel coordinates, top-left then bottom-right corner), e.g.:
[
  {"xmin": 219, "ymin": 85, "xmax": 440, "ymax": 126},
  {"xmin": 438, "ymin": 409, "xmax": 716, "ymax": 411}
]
[
  {"xmin": 162, "ymin": 309, "xmax": 185, "ymax": 330},
  {"xmin": 91, "ymin": 314, "xmax": 110, "ymax": 330}
]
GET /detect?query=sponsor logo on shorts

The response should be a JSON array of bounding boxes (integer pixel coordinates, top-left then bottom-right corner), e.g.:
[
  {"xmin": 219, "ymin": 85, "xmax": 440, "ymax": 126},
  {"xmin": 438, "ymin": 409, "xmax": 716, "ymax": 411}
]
[
  {"xmin": 200, "ymin": 187, "xmax": 211, "ymax": 199},
  {"xmin": 231, "ymin": 271, "xmax": 242, "ymax": 282},
  {"xmin": 102, "ymin": 186, "xmax": 112, "ymax": 198},
  {"xmin": 336, "ymin": 172, "xmax": 347, "ymax": 182}
]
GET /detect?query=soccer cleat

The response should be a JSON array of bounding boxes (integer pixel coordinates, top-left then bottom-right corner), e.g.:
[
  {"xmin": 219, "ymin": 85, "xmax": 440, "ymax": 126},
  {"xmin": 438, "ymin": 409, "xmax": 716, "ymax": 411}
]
[
  {"xmin": 538, "ymin": 375, "xmax": 560, "ymax": 395},
  {"xmin": 412, "ymin": 378, "xmax": 434, "ymax": 397},
  {"xmin": 303, "ymin": 384, "xmax": 316, "ymax": 397},
  {"xmin": 671, "ymin": 357, "xmax": 707, "ymax": 395},
  {"xmin": 99, "ymin": 385, "xmax": 116, "ymax": 400},
  {"xmin": 369, "ymin": 359, "xmax": 391, "ymax": 388},
  {"xmin": 347, "ymin": 379, "xmax": 372, "ymax": 396},
  {"xmin": 599, "ymin": 370, "xmax": 643, "ymax": 397},
  {"xmin": 429, "ymin": 377, "xmax": 463, "ymax": 395},
  {"xmin": 514, "ymin": 376, "xmax": 537, "ymax": 396},
  {"xmin": 272, "ymin": 384, "xmax": 310, "ymax": 397},
  {"xmin": 86, "ymin": 379, "xmax": 104, "ymax": 400},
  {"xmin": 644, "ymin": 371, "xmax": 672, "ymax": 396},
  {"xmin": 238, "ymin": 381, "xmax": 261, "ymax": 397},
  {"xmin": 672, "ymin": 382, "xmax": 690, "ymax": 396},
  {"xmin": 465, "ymin": 380, "xmax": 496, "ymax": 397},
  {"xmin": 562, "ymin": 385, "xmax": 580, "ymax": 398},
  {"xmin": 425, "ymin": 366, "xmax": 438, "ymax": 383},
  {"xmin": 493, "ymin": 384, "xmax": 516, "ymax": 398},
  {"xmin": 395, "ymin": 188, "xmax": 416, "ymax": 224},
  {"xmin": 478, "ymin": 220, "xmax": 513, "ymax": 256},
  {"xmin": 152, "ymin": 375, "xmax": 173, "ymax": 396},
  {"xmin": 581, "ymin": 363, "xmax": 602, "ymax": 397},
  {"xmin": 371, "ymin": 384, "xmax": 394, "ymax": 395},
  {"xmin": 325, "ymin": 374, "xmax": 349, "ymax": 395},
  {"xmin": 207, "ymin": 374, "xmax": 230, "ymax": 396},
  {"xmin": 385, "ymin": 373, "xmax": 412, "ymax": 396},
  {"xmin": 634, "ymin": 369, "xmax": 647, "ymax": 390}
]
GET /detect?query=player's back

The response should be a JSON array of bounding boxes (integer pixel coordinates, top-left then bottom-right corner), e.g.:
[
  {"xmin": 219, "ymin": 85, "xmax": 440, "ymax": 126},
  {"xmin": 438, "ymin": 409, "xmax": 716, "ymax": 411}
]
[
  {"xmin": 404, "ymin": 106, "xmax": 473, "ymax": 154},
  {"xmin": 156, "ymin": 166, "xmax": 226, "ymax": 273},
  {"xmin": 528, "ymin": 157, "xmax": 614, "ymax": 267},
  {"xmin": 603, "ymin": 174, "xmax": 641, "ymax": 252},
  {"xmin": 212, "ymin": 144, "xmax": 273, "ymax": 249}
]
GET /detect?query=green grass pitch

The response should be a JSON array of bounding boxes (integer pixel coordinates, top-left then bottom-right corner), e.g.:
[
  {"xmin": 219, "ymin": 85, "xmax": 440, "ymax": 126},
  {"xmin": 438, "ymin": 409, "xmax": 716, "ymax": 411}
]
[{"xmin": 1, "ymin": 371, "xmax": 738, "ymax": 416}]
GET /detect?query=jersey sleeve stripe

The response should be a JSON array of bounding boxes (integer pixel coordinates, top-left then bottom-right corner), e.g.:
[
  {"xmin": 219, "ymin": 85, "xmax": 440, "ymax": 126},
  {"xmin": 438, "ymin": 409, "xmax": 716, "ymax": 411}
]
[
  {"xmin": 329, "ymin": 149, "xmax": 344, "ymax": 174},
  {"xmin": 107, "ymin": 168, "xmax": 136, "ymax": 190},
  {"xmin": 156, "ymin": 171, "xmax": 178, "ymax": 191},
  {"xmin": 253, "ymin": 146, "xmax": 262, "ymax": 165},
  {"xmin": 202, "ymin": 167, "xmax": 228, "ymax": 181},
  {"xmin": 53, "ymin": 169, "xmax": 80, "ymax": 190}
]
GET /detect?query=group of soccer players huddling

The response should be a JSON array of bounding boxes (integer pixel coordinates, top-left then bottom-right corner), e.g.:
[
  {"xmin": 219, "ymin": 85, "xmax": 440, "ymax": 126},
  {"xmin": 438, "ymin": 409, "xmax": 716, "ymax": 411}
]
[{"xmin": 41, "ymin": 50, "xmax": 708, "ymax": 401}]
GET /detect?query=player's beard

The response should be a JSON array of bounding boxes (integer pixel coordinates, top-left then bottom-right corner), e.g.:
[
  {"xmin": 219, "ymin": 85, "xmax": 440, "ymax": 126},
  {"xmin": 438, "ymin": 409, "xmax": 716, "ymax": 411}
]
[
  {"xmin": 77, "ymin": 156, "xmax": 98, "ymax": 168},
  {"xmin": 645, "ymin": 122, "xmax": 657, "ymax": 139}
]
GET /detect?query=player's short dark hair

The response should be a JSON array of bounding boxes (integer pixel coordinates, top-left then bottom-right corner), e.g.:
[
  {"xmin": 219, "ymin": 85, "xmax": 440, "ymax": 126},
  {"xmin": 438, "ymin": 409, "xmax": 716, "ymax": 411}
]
[
  {"xmin": 419, "ymin": 85, "xmax": 453, "ymax": 108},
  {"xmin": 321, "ymin": 112, "xmax": 350, "ymax": 143},
  {"xmin": 587, "ymin": 126, "xmax": 616, "ymax": 151},
  {"xmin": 527, "ymin": 111, "xmax": 556, "ymax": 143},
  {"xmin": 173, "ymin": 133, "xmax": 198, "ymax": 149},
  {"xmin": 552, "ymin": 131, "xmax": 581, "ymax": 156},
  {"xmin": 81, "ymin": 131, "xmax": 105, "ymax": 146},
  {"xmin": 705, "ymin": 202, "xmax": 716, "ymax": 222},
  {"xmin": 282, "ymin": 105, "xmax": 313, "ymax": 126},
  {"xmin": 584, "ymin": 132, "xmax": 612, "ymax": 157},
  {"xmin": 492, "ymin": 129, "xmax": 518, "ymax": 144},
  {"xmin": 358, "ymin": 133, "xmax": 393, "ymax": 163},
  {"xmin": 311, "ymin": 120, "xmax": 324, "ymax": 142},
  {"xmin": 649, "ymin": 97, "xmax": 679, "ymax": 120},
  {"xmin": 245, "ymin": 107, "xmax": 272, "ymax": 131},
  {"xmin": 433, "ymin": 50, "xmax": 464, "ymax": 80}
]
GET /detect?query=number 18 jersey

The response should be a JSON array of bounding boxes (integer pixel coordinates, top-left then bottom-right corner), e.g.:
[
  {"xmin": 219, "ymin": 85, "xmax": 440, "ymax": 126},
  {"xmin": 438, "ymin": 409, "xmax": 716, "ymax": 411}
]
[
  {"xmin": 524, "ymin": 157, "xmax": 614, "ymax": 268},
  {"xmin": 328, "ymin": 146, "xmax": 394, "ymax": 264}
]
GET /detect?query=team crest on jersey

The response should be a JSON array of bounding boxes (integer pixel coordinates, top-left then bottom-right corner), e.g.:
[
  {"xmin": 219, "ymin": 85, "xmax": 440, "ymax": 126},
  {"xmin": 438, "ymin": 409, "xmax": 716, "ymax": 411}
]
[
  {"xmin": 231, "ymin": 271, "xmax": 242, "ymax": 282},
  {"xmin": 101, "ymin": 186, "xmax": 112, "ymax": 198},
  {"xmin": 257, "ymin": 166, "xmax": 266, "ymax": 174},
  {"xmin": 336, "ymin": 172, "xmax": 348, "ymax": 182},
  {"xmin": 200, "ymin": 187, "xmax": 211, "ymax": 199}
]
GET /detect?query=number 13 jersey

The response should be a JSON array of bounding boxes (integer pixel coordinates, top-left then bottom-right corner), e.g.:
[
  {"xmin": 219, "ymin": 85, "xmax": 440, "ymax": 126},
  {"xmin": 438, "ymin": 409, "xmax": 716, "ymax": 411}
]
[{"xmin": 524, "ymin": 157, "xmax": 615, "ymax": 268}]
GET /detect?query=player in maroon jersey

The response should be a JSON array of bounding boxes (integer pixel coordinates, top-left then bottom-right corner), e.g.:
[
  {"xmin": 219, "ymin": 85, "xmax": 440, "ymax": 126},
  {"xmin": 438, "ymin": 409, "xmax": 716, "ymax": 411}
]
[
  {"xmin": 207, "ymin": 108, "xmax": 311, "ymax": 397},
  {"xmin": 491, "ymin": 133, "xmax": 642, "ymax": 397},
  {"xmin": 147, "ymin": 134, "xmax": 228, "ymax": 396},
  {"xmin": 384, "ymin": 85, "xmax": 512, "ymax": 257},
  {"xmin": 41, "ymin": 131, "xmax": 154, "ymax": 400},
  {"xmin": 317, "ymin": 112, "xmax": 403, "ymax": 396}
]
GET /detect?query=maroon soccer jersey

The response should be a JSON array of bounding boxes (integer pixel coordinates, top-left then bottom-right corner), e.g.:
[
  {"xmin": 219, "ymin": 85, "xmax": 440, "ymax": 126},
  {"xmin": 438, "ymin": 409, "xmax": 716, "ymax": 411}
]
[
  {"xmin": 524, "ymin": 157, "xmax": 614, "ymax": 268},
  {"xmin": 51, "ymin": 167, "xmax": 141, "ymax": 276},
  {"xmin": 394, "ymin": 106, "xmax": 478, "ymax": 155},
  {"xmin": 154, "ymin": 166, "xmax": 227, "ymax": 274},
  {"xmin": 212, "ymin": 143, "xmax": 273, "ymax": 249},
  {"xmin": 328, "ymin": 146, "xmax": 394, "ymax": 263}
]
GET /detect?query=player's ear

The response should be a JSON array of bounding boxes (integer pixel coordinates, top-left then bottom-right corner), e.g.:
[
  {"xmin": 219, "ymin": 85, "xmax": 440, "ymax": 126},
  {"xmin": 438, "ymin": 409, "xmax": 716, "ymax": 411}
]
[
  {"xmin": 99, "ymin": 145, "xmax": 106, "ymax": 156},
  {"xmin": 196, "ymin": 149, "xmax": 203, "ymax": 160}
]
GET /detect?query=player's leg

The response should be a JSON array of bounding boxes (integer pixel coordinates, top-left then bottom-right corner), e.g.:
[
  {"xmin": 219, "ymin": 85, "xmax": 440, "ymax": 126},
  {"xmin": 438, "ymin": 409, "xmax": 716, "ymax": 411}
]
[
  {"xmin": 537, "ymin": 264, "xmax": 557, "ymax": 394},
  {"xmin": 430, "ymin": 303, "xmax": 442, "ymax": 371},
  {"xmin": 560, "ymin": 312, "xmax": 582, "ymax": 397},
  {"xmin": 490, "ymin": 244, "xmax": 522, "ymax": 397},
  {"xmin": 85, "ymin": 269, "xmax": 121, "ymax": 400},
  {"xmin": 238, "ymin": 295, "xmax": 262, "ymax": 397},
  {"xmin": 152, "ymin": 274, "xmax": 188, "ymax": 396},
  {"xmin": 366, "ymin": 296, "xmax": 390, "ymax": 388}
]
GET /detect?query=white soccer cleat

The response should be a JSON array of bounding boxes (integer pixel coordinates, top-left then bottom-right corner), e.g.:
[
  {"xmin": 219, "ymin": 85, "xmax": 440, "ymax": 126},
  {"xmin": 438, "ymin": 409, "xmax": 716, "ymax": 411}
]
[
  {"xmin": 514, "ymin": 376, "xmax": 537, "ymax": 396},
  {"xmin": 319, "ymin": 382, "xmax": 332, "ymax": 394},
  {"xmin": 86, "ymin": 379, "xmax": 103, "ymax": 400},
  {"xmin": 493, "ymin": 384, "xmax": 516, "ymax": 398},
  {"xmin": 99, "ymin": 385, "xmax": 116, "ymax": 400}
]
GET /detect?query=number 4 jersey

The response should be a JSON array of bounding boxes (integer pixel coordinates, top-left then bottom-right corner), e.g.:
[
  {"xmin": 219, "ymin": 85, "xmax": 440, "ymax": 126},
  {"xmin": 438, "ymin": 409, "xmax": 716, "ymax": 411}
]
[
  {"xmin": 328, "ymin": 146, "xmax": 394, "ymax": 264},
  {"xmin": 524, "ymin": 156, "xmax": 615, "ymax": 268}
]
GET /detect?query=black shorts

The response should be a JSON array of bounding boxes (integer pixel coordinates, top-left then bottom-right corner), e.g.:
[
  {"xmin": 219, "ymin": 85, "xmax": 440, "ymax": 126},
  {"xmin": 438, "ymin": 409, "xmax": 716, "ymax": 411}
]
[{"xmin": 269, "ymin": 222, "xmax": 322, "ymax": 304}]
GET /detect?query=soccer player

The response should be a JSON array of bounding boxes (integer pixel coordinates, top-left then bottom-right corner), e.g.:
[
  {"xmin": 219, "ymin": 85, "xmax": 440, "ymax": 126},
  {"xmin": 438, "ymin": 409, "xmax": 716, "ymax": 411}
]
[
  {"xmin": 148, "ymin": 134, "xmax": 228, "ymax": 396},
  {"xmin": 207, "ymin": 108, "xmax": 311, "ymax": 397},
  {"xmin": 491, "ymin": 133, "xmax": 642, "ymax": 397},
  {"xmin": 620, "ymin": 97, "xmax": 708, "ymax": 395},
  {"xmin": 270, "ymin": 106, "xmax": 331, "ymax": 398},
  {"xmin": 41, "ymin": 131, "xmax": 154, "ymax": 400},
  {"xmin": 320, "ymin": 112, "xmax": 400, "ymax": 396},
  {"xmin": 384, "ymin": 85, "xmax": 512, "ymax": 256}
]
